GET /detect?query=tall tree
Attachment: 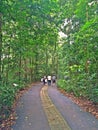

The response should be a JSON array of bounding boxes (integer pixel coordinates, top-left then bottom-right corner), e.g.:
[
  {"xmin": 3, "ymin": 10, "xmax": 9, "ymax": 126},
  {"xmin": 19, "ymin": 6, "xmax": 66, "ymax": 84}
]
[{"xmin": 0, "ymin": 13, "xmax": 2, "ymax": 82}]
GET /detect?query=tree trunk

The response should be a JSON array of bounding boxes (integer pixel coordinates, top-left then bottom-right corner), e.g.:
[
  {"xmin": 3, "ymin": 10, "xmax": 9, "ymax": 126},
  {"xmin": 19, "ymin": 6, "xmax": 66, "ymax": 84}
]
[
  {"xmin": 24, "ymin": 58, "xmax": 28, "ymax": 83},
  {"xmin": 29, "ymin": 57, "xmax": 33, "ymax": 82},
  {"xmin": 52, "ymin": 42, "xmax": 58, "ymax": 75},
  {"xmin": 45, "ymin": 45, "xmax": 48, "ymax": 75},
  {"xmin": 0, "ymin": 13, "xmax": 2, "ymax": 82},
  {"xmin": 6, "ymin": 45, "xmax": 10, "ymax": 84},
  {"xmin": 35, "ymin": 50, "xmax": 38, "ymax": 81},
  {"xmin": 33, "ymin": 44, "xmax": 39, "ymax": 81},
  {"xmin": 19, "ymin": 52, "xmax": 22, "ymax": 85}
]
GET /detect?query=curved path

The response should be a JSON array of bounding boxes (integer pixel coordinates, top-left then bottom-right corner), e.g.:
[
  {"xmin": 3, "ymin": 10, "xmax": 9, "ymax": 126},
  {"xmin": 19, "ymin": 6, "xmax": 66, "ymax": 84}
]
[{"xmin": 12, "ymin": 83, "xmax": 98, "ymax": 130}]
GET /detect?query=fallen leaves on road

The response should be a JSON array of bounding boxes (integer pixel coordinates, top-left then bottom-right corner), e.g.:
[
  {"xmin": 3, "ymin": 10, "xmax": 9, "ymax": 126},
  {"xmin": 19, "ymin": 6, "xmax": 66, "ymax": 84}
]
[
  {"xmin": 58, "ymin": 88, "xmax": 98, "ymax": 119},
  {"xmin": 0, "ymin": 112, "xmax": 17, "ymax": 130}
]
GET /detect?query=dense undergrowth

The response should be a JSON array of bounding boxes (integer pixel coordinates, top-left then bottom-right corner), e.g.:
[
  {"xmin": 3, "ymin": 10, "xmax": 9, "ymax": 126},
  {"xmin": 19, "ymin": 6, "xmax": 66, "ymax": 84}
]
[
  {"xmin": 0, "ymin": 81, "xmax": 28, "ymax": 122},
  {"xmin": 57, "ymin": 78, "xmax": 98, "ymax": 104}
]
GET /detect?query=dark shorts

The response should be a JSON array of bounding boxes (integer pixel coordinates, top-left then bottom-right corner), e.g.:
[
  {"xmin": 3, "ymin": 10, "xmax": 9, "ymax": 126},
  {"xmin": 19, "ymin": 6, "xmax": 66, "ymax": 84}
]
[
  {"xmin": 52, "ymin": 79, "xmax": 55, "ymax": 83},
  {"xmin": 48, "ymin": 80, "xmax": 51, "ymax": 85}
]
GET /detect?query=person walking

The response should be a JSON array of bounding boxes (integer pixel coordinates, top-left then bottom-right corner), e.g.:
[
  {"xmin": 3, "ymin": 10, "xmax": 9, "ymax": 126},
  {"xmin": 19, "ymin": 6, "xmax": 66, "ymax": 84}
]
[
  {"xmin": 43, "ymin": 76, "xmax": 48, "ymax": 85},
  {"xmin": 47, "ymin": 75, "xmax": 51, "ymax": 86},
  {"xmin": 45, "ymin": 76, "xmax": 48, "ymax": 85},
  {"xmin": 52, "ymin": 75, "xmax": 56, "ymax": 83}
]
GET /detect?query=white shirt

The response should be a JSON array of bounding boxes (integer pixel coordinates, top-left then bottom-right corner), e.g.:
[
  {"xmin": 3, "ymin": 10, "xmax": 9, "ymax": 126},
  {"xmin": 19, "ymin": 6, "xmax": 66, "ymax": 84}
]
[{"xmin": 47, "ymin": 76, "xmax": 51, "ymax": 80}]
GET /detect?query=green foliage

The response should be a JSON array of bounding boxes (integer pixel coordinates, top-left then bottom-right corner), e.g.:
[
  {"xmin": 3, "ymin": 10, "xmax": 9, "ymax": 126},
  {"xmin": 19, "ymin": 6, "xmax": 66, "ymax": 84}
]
[
  {"xmin": 89, "ymin": 88, "xmax": 98, "ymax": 103},
  {"xmin": 57, "ymin": 79, "xmax": 87, "ymax": 97},
  {"xmin": 0, "ymin": 0, "xmax": 60, "ymax": 120},
  {"xmin": 0, "ymin": 83, "xmax": 15, "ymax": 119},
  {"xmin": 57, "ymin": 79, "xmax": 66, "ymax": 89},
  {"xmin": 0, "ymin": 84, "xmax": 15, "ymax": 107},
  {"xmin": 57, "ymin": 0, "xmax": 98, "ymax": 103}
]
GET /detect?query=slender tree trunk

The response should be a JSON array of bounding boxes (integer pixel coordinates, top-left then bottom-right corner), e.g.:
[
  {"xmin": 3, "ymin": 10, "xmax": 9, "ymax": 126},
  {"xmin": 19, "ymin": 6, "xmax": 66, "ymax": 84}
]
[
  {"xmin": 52, "ymin": 47, "xmax": 55, "ymax": 73},
  {"xmin": 85, "ymin": 5, "xmax": 89, "ymax": 74},
  {"xmin": 45, "ymin": 45, "xmax": 48, "ymax": 75},
  {"xmin": 0, "ymin": 13, "xmax": 2, "ymax": 82},
  {"xmin": 29, "ymin": 57, "xmax": 33, "ymax": 82},
  {"xmin": 24, "ymin": 58, "xmax": 28, "ymax": 83},
  {"xmin": 33, "ymin": 45, "xmax": 39, "ymax": 81},
  {"xmin": 96, "ymin": 60, "xmax": 98, "ymax": 85},
  {"xmin": 55, "ymin": 43, "xmax": 59, "ymax": 77},
  {"xmin": 6, "ymin": 45, "xmax": 10, "ymax": 84},
  {"xmin": 19, "ymin": 52, "xmax": 22, "ymax": 85},
  {"xmin": 35, "ymin": 50, "xmax": 38, "ymax": 81}
]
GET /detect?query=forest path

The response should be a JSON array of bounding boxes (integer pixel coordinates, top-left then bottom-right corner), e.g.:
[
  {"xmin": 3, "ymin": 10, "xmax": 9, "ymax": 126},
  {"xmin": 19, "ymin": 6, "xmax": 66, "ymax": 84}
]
[{"xmin": 12, "ymin": 83, "xmax": 98, "ymax": 130}]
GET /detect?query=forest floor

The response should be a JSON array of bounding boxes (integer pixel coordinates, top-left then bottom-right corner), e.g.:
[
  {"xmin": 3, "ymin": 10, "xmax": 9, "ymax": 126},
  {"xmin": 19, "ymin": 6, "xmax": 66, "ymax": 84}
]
[{"xmin": 58, "ymin": 88, "xmax": 98, "ymax": 119}]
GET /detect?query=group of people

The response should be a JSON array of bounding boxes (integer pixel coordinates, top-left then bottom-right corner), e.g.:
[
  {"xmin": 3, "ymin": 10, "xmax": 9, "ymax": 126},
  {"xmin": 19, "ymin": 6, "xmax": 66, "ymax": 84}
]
[{"xmin": 41, "ymin": 75, "xmax": 56, "ymax": 86}]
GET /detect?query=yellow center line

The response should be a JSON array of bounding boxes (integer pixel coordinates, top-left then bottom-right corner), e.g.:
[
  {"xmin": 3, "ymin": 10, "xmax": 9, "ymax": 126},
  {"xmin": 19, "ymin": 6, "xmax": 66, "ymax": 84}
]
[{"xmin": 40, "ymin": 85, "xmax": 71, "ymax": 130}]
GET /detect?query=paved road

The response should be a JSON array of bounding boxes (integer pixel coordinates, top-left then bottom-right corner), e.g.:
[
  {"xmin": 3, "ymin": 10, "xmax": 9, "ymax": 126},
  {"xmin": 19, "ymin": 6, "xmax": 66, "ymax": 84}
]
[{"xmin": 12, "ymin": 83, "xmax": 98, "ymax": 130}]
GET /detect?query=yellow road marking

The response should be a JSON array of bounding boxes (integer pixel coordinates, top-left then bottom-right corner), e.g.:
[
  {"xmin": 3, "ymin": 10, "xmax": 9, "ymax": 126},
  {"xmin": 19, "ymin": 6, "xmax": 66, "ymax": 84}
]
[{"xmin": 40, "ymin": 85, "xmax": 71, "ymax": 130}]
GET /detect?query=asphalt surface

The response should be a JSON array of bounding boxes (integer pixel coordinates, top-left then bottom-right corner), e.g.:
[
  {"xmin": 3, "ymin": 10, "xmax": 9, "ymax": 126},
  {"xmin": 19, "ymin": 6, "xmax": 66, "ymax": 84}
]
[{"xmin": 12, "ymin": 83, "xmax": 98, "ymax": 130}]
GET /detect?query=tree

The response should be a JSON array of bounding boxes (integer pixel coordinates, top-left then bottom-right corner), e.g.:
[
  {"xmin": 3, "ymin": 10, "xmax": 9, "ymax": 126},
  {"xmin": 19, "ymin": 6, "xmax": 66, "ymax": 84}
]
[{"xmin": 0, "ymin": 13, "xmax": 2, "ymax": 82}]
